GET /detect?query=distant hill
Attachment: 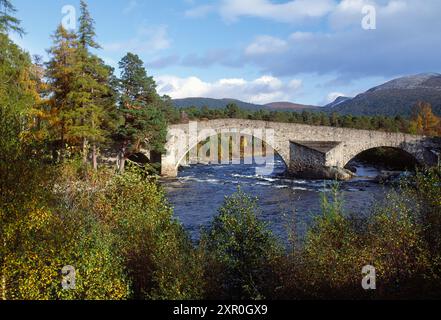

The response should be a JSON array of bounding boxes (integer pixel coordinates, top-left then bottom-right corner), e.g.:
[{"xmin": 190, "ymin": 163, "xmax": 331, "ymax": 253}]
[
  {"xmin": 172, "ymin": 98, "xmax": 264, "ymax": 111},
  {"xmin": 328, "ymin": 73, "xmax": 441, "ymax": 116},
  {"xmin": 172, "ymin": 97, "xmax": 320, "ymax": 112},
  {"xmin": 264, "ymin": 102, "xmax": 320, "ymax": 111}
]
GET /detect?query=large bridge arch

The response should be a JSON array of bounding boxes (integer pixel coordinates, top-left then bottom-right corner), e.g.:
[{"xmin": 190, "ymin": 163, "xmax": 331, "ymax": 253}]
[
  {"xmin": 162, "ymin": 122, "xmax": 290, "ymax": 177},
  {"xmin": 174, "ymin": 132, "xmax": 289, "ymax": 170}
]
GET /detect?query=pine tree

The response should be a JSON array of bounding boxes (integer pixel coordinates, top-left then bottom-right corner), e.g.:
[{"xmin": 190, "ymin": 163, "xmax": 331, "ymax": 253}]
[
  {"xmin": 70, "ymin": 0, "xmax": 115, "ymax": 169},
  {"xmin": 116, "ymin": 53, "xmax": 167, "ymax": 173},
  {"xmin": 45, "ymin": 1, "xmax": 115, "ymax": 168},
  {"xmin": 17, "ymin": 55, "xmax": 53, "ymax": 153},
  {"xmin": 45, "ymin": 25, "xmax": 79, "ymax": 161},
  {"xmin": 0, "ymin": 0, "xmax": 24, "ymax": 35},
  {"xmin": 68, "ymin": 54, "xmax": 112, "ymax": 166},
  {"xmin": 78, "ymin": 0, "xmax": 100, "ymax": 49}
]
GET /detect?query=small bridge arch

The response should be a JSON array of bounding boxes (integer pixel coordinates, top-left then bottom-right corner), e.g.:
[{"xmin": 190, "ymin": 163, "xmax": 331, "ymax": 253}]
[{"xmin": 339, "ymin": 141, "xmax": 425, "ymax": 169}]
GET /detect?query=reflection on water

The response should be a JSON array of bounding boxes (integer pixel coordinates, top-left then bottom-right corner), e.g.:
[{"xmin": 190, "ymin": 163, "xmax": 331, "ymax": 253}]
[{"xmin": 162, "ymin": 155, "xmax": 390, "ymax": 241}]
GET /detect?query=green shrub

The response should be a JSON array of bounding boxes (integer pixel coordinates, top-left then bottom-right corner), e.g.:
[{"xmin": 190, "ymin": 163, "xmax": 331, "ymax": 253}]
[
  {"xmin": 364, "ymin": 191, "xmax": 434, "ymax": 298},
  {"xmin": 2, "ymin": 160, "xmax": 204, "ymax": 300},
  {"xmin": 56, "ymin": 165, "xmax": 205, "ymax": 300},
  {"xmin": 201, "ymin": 189, "xmax": 282, "ymax": 300},
  {"xmin": 2, "ymin": 207, "xmax": 130, "ymax": 300},
  {"xmin": 1, "ymin": 160, "xmax": 130, "ymax": 300},
  {"xmin": 276, "ymin": 184, "xmax": 364, "ymax": 299},
  {"xmin": 106, "ymin": 169, "xmax": 204, "ymax": 300},
  {"xmin": 277, "ymin": 180, "xmax": 439, "ymax": 299},
  {"xmin": 406, "ymin": 167, "xmax": 441, "ymax": 262}
]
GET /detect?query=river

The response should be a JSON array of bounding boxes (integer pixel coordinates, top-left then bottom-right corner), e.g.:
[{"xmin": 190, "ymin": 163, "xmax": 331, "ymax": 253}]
[{"xmin": 162, "ymin": 155, "xmax": 391, "ymax": 241}]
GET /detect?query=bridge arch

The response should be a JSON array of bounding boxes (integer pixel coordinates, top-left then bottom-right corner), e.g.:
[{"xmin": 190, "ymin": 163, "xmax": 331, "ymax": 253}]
[
  {"xmin": 174, "ymin": 131, "xmax": 289, "ymax": 171},
  {"xmin": 341, "ymin": 143, "xmax": 421, "ymax": 169}
]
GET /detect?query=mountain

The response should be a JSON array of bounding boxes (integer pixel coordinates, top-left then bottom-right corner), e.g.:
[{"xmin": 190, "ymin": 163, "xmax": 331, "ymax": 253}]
[
  {"xmin": 325, "ymin": 96, "xmax": 352, "ymax": 108},
  {"xmin": 172, "ymin": 98, "xmax": 264, "ymax": 110},
  {"xmin": 265, "ymin": 102, "xmax": 320, "ymax": 111},
  {"xmin": 328, "ymin": 73, "xmax": 441, "ymax": 116}
]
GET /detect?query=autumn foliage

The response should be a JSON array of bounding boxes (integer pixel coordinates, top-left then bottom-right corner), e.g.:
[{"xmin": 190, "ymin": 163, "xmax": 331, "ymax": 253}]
[{"xmin": 410, "ymin": 102, "xmax": 441, "ymax": 136}]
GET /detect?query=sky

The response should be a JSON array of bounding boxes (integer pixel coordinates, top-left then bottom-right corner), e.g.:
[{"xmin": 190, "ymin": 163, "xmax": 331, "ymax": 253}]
[{"xmin": 10, "ymin": 0, "xmax": 441, "ymax": 106}]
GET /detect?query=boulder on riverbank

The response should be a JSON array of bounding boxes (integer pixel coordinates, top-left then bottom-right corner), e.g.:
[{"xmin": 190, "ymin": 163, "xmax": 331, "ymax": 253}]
[
  {"xmin": 375, "ymin": 171, "xmax": 413, "ymax": 184},
  {"xmin": 289, "ymin": 166, "xmax": 357, "ymax": 181}
]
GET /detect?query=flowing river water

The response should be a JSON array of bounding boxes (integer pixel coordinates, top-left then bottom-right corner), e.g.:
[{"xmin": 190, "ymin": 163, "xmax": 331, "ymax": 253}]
[{"xmin": 162, "ymin": 155, "xmax": 391, "ymax": 241}]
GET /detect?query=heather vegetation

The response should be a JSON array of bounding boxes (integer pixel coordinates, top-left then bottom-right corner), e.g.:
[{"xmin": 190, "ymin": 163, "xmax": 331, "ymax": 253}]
[{"xmin": 1, "ymin": 0, "xmax": 441, "ymax": 300}]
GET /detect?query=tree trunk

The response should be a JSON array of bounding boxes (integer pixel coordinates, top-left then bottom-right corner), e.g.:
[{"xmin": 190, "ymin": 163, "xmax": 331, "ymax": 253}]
[
  {"xmin": 60, "ymin": 128, "xmax": 65, "ymax": 163},
  {"xmin": 92, "ymin": 143, "xmax": 98, "ymax": 171},
  {"xmin": 52, "ymin": 145, "xmax": 58, "ymax": 164},
  {"xmin": 120, "ymin": 156, "xmax": 126, "ymax": 173},
  {"xmin": 89, "ymin": 97, "xmax": 95, "ymax": 168},
  {"xmin": 83, "ymin": 138, "xmax": 89, "ymax": 165},
  {"xmin": 1, "ymin": 274, "xmax": 5, "ymax": 300},
  {"xmin": 118, "ymin": 147, "xmax": 126, "ymax": 173},
  {"xmin": 2, "ymin": 271, "xmax": 6, "ymax": 301},
  {"xmin": 2, "ymin": 239, "xmax": 6, "ymax": 300}
]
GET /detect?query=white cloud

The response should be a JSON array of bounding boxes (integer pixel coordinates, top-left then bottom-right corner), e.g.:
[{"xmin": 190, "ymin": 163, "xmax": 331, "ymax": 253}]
[
  {"xmin": 218, "ymin": 78, "xmax": 247, "ymax": 86},
  {"xmin": 156, "ymin": 75, "xmax": 303, "ymax": 104},
  {"xmin": 220, "ymin": 0, "xmax": 336, "ymax": 23},
  {"xmin": 245, "ymin": 36, "xmax": 288, "ymax": 56},
  {"xmin": 289, "ymin": 79, "xmax": 303, "ymax": 89},
  {"xmin": 103, "ymin": 25, "xmax": 171, "ymax": 54},
  {"xmin": 187, "ymin": 0, "xmax": 336, "ymax": 23},
  {"xmin": 290, "ymin": 32, "xmax": 314, "ymax": 41}
]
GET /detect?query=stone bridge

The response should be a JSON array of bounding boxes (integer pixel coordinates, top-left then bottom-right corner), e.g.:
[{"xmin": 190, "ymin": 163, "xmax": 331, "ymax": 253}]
[{"xmin": 160, "ymin": 119, "xmax": 438, "ymax": 178}]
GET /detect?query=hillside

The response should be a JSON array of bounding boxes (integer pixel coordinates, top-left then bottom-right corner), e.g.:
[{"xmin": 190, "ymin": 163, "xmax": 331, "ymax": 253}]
[
  {"xmin": 264, "ymin": 102, "xmax": 320, "ymax": 111},
  {"xmin": 173, "ymin": 97, "xmax": 320, "ymax": 112},
  {"xmin": 324, "ymin": 96, "xmax": 352, "ymax": 108},
  {"xmin": 329, "ymin": 73, "xmax": 441, "ymax": 116},
  {"xmin": 172, "ymin": 98, "xmax": 264, "ymax": 110}
]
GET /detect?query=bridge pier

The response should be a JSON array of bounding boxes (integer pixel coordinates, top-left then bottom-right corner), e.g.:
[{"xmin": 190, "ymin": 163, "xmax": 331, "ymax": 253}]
[
  {"xmin": 161, "ymin": 155, "xmax": 178, "ymax": 178},
  {"xmin": 161, "ymin": 164, "xmax": 178, "ymax": 178},
  {"xmin": 288, "ymin": 141, "xmax": 354, "ymax": 180}
]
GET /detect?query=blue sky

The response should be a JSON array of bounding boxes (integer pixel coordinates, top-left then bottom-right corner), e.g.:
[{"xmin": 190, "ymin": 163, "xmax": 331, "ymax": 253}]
[{"xmin": 11, "ymin": 0, "xmax": 441, "ymax": 106}]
